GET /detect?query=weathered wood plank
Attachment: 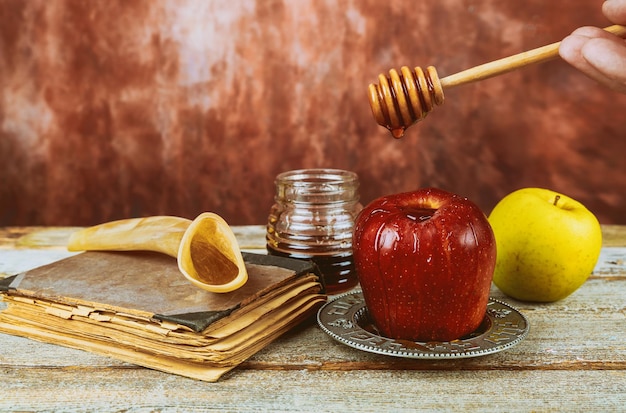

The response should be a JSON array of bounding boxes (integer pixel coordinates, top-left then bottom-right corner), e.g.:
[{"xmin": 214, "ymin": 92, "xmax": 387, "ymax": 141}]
[
  {"xmin": 1, "ymin": 224, "xmax": 625, "ymax": 249},
  {"xmin": 1, "ymin": 368, "xmax": 624, "ymax": 412},
  {"xmin": 0, "ymin": 226, "xmax": 270, "ymax": 250},
  {"xmin": 0, "ymin": 226, "xmax": 79, "ymax": 249},
  {"xmin": 600, "ymin": 225, "xmax": 626, "ymax": 247}
]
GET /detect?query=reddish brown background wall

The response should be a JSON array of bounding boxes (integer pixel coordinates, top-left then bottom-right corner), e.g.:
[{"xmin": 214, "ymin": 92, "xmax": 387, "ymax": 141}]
[{"xmin": 1, "ymin": 0, "xmax": 625, "ymax": 226}]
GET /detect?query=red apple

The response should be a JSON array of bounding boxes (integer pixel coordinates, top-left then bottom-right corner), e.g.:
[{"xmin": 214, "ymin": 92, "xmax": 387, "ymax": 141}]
[{"xmin": 352, "ymin": 187, "xmax": 496, "ymax": 342}]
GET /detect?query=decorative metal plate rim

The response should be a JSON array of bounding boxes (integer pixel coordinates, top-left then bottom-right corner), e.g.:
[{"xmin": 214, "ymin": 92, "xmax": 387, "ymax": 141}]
[{"xmin": 317, "ymin": 290, "xmax": 530, "ymax": 359}]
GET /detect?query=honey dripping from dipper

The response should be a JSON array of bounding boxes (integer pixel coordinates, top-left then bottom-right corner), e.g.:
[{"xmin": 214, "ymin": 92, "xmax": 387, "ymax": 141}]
[{"xmin": 368, "ymin": 65, "xmax": 444, "ymax": 139}]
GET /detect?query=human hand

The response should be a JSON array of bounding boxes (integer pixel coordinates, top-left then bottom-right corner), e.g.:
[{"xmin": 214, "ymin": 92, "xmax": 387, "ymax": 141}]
[{"xmin": 559, "ymin": 0, "xmax": 626, "ymax": 93}]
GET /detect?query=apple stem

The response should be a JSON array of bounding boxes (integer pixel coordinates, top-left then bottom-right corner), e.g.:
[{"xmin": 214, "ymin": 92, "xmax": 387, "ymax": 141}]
[{"xmin": 553, "ymin": 195, "xmax": 560, "ymax": 206}]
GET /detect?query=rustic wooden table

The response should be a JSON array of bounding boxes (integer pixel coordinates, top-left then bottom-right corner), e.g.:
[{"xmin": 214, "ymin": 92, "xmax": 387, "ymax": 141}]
[{"xmin": 1, "ymin": 225, "xmax": 625, "ymax": 412}]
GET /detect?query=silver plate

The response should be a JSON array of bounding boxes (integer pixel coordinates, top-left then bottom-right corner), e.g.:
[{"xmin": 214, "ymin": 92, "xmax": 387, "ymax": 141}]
[{"xmin": 317, "ymin": 290, "xmax": 529, "ymax": 359}]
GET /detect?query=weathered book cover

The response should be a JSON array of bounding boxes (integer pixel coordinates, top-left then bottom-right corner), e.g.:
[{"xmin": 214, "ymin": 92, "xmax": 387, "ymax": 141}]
[{"xmin": 0, "ymin": 251, "xmax": 325, "ymax": 381}]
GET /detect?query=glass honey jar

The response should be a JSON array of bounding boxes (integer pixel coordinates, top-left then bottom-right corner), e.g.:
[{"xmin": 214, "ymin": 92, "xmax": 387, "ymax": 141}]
[{"xmin": 266, "ymin": 169, "xmax": 362, "ymax": 294}]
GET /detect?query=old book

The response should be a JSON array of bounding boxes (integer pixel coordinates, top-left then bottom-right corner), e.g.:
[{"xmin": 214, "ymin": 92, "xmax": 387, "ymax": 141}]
[{"xmin": 0, "ymin": 251, "xmax": 325, "ymax": 382}]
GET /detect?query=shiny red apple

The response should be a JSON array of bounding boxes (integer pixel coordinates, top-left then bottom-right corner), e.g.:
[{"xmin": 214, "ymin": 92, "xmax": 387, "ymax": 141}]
[{"xmin": 352, "ymin": 187, "xmax": 496, "ymax": 342}]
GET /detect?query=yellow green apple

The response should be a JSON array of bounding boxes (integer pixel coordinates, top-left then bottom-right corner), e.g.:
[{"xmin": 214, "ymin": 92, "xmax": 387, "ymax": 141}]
[{"xmin": 488, "ymin": 188, "xmax": 602, "ymax": 302}]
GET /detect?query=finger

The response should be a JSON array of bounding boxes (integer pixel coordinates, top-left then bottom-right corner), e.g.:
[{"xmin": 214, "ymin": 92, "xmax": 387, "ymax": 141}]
[
  {"xmin": 581, "ymin": 37, "xmax": 626, "ymax": 91},
  {"xmin": 603, "ymin": 0, "xmax": 626, "ymax": 24},
  {"xmin": 559, "ymin": 33, "xmax": 596, "ymax": 70},
  {"xmin": 569, "ymin": 26, "xmax": 623, "ymax": 41},
  {"xmin": 558, "ymin": 26, "xmax": 618, "ymax": 67},
  {"xmin": 559, "ymin": 25, "xmax": 626, "ymax": 92}
]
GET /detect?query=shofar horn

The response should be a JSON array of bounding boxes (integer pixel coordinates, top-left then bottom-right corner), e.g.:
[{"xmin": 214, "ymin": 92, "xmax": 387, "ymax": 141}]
[{"xmin": 67, "ymin": 213, "xmax": 248, "ymax": 293}]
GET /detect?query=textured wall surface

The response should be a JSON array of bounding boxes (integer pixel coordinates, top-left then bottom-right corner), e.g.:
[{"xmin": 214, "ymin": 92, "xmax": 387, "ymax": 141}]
[{"xmin": 1, "ymin": 0, "xmax": 625, "ymax": 226}]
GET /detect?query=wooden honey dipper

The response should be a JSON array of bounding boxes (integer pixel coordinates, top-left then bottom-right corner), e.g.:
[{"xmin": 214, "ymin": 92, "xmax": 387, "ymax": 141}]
[{"xmin": 368, "ymin": 24, "xmax": 626, "ymax": 138}]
